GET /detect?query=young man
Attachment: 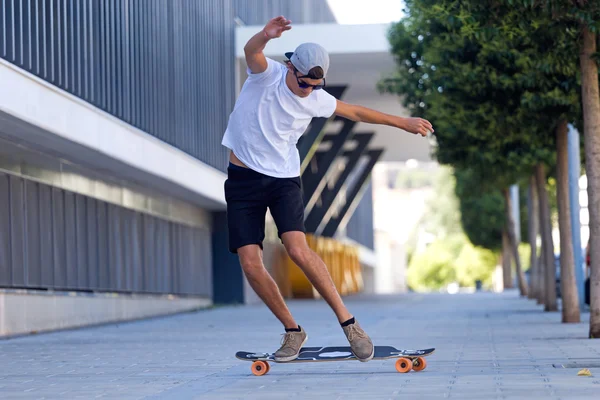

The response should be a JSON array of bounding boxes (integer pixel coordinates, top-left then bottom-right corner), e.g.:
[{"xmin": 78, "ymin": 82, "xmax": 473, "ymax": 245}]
[{"xmin": 221, "ymin": 16, "xmax": 433, "ymax": 362}]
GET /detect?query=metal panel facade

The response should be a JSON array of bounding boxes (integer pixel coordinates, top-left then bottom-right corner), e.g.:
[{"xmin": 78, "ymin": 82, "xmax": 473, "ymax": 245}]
[
  {"xmin": 233, "ymin": 0, "xmax": 337, "ymax": 25},
  {"xmin": 0, "ymin": 171, "xmax": 212, "ymax": 297},
  {"xmin": 0, "ymin": 0, "xmax": 235, "ymax": 171},
  {"xmin": 0, "ymin": 1, "xmax": 335, "ymax": 171}
]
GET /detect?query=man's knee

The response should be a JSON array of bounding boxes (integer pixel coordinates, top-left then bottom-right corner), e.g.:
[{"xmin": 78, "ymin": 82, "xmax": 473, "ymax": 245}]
[
  {"xmin": 287, "ymin": 244, "xmax": 311, "ymax": 266},
  {"xmin": 238, "ymin": 251, "xmax": 265, "ymax": 277}
]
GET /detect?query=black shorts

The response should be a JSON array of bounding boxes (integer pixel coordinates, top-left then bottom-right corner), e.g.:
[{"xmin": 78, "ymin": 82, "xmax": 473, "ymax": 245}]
[{"xmin": 224, "ymin": 163, "xmax": 305, "ymax": 253}]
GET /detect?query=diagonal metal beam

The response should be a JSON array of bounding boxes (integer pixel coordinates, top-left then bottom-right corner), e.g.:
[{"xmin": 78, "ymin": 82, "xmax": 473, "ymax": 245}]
[
  {"xmin": 297, "ymin": 86, "xmax": 347, "ymax": 173},
  {"xmin": 302, "ymin": 118, "xmax": 356, "ymax": 215},
  {"xmin": 304, "ymin": 133, "xmax": 373, "ymax": 233},
  {"xmin": 319, "ymin": 149, "xmax": 384, "ymax": 237}
]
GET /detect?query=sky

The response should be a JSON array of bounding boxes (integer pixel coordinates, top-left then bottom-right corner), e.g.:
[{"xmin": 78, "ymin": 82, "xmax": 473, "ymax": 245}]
[{"xmin": 326, "ymin": 0, "xmax": 406, "ymax": 24}]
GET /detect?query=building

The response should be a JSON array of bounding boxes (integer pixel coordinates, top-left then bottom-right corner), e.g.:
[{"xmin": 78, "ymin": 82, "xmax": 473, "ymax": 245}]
[{"xmin": 0, "ymin": 0, "xmax": 431, "ymax": 337}]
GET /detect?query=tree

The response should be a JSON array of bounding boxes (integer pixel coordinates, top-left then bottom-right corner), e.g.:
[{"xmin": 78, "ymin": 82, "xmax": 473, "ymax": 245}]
[
  {"xmin": 380, "ymin": 0, "xmax": 549, "ymax": 296},
  {"xmin": 504, "ymin": 188, "xmax": 529, "ymax": 296},
  {"xmin": 528, "ymin": 175, "xmax": 541, "ymax": 301},
  {"xmin": 382, "ymin": 0, "xmax": 587, "ymax": 319},
  {"xmin": 455, "ymin": 168, "xmax": 532, "ymax": 251},
  {"xmin": 581, "ymin": 26, "xmax": 600, "ymax": 337},
  {"xmin": 454, "ymin": 167, "xmax": 535, "ymax": 289},
  {"xmin": 509, "ymin": 0, "xmax": 600, "ymax": 336}
]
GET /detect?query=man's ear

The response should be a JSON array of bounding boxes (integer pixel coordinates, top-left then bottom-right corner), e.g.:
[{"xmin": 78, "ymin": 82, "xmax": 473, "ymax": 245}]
[{"xmin": 285, "ymin": 61, "xmax": 294, "ymax": 72}]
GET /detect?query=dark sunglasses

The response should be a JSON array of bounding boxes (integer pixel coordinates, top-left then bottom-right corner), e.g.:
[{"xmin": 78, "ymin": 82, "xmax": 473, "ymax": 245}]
[{"xmin": 294, "ymin": 69, "xmax": 326, "ymax": 90}]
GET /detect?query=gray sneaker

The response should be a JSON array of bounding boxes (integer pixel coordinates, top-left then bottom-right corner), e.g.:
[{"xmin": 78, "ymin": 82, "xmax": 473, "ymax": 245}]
[
  {"xmin": 343, "ymin": 321, "xmax": 374, "ymax": 362},
  {"xmin": 274, "ymin": 326, "xmax": 308, "ymax": 362}
]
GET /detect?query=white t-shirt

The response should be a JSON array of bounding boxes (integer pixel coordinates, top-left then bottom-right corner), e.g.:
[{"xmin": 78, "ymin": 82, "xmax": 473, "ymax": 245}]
[{"xmin": 221, "ymin": 58, "xmax": 338, "ymax": 178}]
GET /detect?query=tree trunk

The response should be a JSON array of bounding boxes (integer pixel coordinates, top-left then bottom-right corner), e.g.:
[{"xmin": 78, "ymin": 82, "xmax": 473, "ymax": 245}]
[
  {"xmin": 537, "ymin": 176, "xmax": 546, "ymax": 306},
  {"xmin": 537, "ymin": 248, "xmax": 545, "ymax": 305},
  {"xmin": 536, "ymin": 163, "xmax": 558, "ymax": 311},
  {"xmin": 504, "ymin": 188, "xmax": 529, "ymax": 297},
  {"xmin": 580, "ymin": 25, "xmax": 600, "ymax": 338},
  {"xmin": 502, "ymin": 229, "xmax": 513, "ymax": 289},
  {"xmin": 556, "ymin": 119, "xmax": 581, "ymax": 323},
  {"xmin": 528, "ymin": 174, "xmax": 539, "ymax": 300}
]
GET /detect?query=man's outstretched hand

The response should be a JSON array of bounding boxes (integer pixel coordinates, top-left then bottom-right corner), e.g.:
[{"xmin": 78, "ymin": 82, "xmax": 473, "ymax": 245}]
[
  {"xmin": 264, "ymin": 16, "xmax": 292, "ymax": 39},
  {"xmin": 401, "ymin": 117, "xmax": 434, "ymax": 137}
]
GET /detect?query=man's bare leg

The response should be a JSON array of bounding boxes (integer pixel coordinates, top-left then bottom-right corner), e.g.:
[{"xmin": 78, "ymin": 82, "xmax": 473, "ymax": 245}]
[
  {"xmin": 237, "ymin": 244, "xmax": 298, "ymax": 330},
  {"xmin": 280, "ymin": 231, "xmax": 374, "ymax": 362},
  {"xmin": 280, "ymin": 231, "xmax": 353, "ymax": 323}
]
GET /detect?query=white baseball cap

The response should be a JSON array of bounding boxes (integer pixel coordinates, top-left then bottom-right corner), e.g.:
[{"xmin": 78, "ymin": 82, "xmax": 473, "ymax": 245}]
[{"xmin": 285, "ymin": 43, "xmax": 330, "ymax": 77}]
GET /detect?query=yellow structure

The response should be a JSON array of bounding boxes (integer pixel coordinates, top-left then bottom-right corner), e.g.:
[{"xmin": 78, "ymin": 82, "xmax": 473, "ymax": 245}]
[{"xmin": 278, "ymin": 234, "xmax": 363, "ymax": 299}]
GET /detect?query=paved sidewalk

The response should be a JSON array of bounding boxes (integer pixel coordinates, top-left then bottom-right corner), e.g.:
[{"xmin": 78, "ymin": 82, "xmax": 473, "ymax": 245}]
[{"xmin": 1, "ymin": 291, "xmax": 600, "ymax": 399}]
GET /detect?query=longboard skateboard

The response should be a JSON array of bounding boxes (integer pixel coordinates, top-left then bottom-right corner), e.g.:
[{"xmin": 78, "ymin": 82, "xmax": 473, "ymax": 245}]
[{"xmin": 236, "ymin": 346, "xmax": 435, "ymax": 376}]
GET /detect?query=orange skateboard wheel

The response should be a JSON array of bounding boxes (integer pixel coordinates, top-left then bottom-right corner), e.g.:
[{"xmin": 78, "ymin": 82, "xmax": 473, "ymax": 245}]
[
  {"xmin": 412, "ymin": 357, "xmax": 427, "ymax": 371},
  {"xmin": 251, "ymin": 361, "xmax": 269, "ymax": 376},
  {"xmin": 395, "ymin": 357, "xmax": 412, "ymax": 373}
]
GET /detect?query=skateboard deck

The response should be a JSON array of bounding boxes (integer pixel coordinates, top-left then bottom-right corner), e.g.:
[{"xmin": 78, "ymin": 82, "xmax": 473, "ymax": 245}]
[{"xmin": 236, "ymin": 346, "xmax": 435, "ymax": 376}]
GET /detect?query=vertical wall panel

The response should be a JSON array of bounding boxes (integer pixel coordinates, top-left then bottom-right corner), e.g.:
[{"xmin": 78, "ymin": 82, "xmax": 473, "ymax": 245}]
[
  {"xmin": 107, "ymin": 204, "xmax": 123, "ymax": 290},
  {"xmin": 9, "ymin": 176, "xmax": 26, "ymax": 287},
  {"xmin": 155, "ymin": 218, "xmax": 169, "ymax": 293},
  {"xmin": 142, "ymin": 214, "xmax": 155, "ymax": 292},
  {"xmin": 189, "ymin": 228, "xmax": 201, "ymax": 296},
  {"xmin": 130, "ymin": 211, "xmax": 143, "ymax": 292},
  {"xmin": 178, "ymin": 226, "xmax": 188, "ymax": 294},
  {"xmin": 197, "ymin": 227, "xmax": 212, "ymax": 298},
  {"xmin": 75, "ymin": 193, "xmax": 89, "ymax": 289},
  {"xmin": 38, "ymin": 184, "xmax": 54, "ymax": 287},
  {"xmin": 96, "ymin": 201, "xmax": 109, "ymax": 290},
  {"xmin": 51, "ymin": 187, "xmax": 67, "ymax": 288},
  {"xmin": 64, "ymin": 191, "xmax": 78, "ymax": 288},
  {"xmin": 121, "ymin": 208, "xmax": 133, "ymax": 292},
  {"xmin": 181, "ymin": 226, "xmax": 193, "ymax": 294},
  {"xmin": 24, "ymin": 180, "xmax": 41, "ymax": 287},
  {"xmin": 85, "ymin": 197, "xmax": 98, "ymax": 289},
  {"xmin": 170, "ymin": 223, "xmax": 180, "ymax": 294},
  {"xmin": 0, "ymin": 174, "xmax": 12, "ymax": 286}
]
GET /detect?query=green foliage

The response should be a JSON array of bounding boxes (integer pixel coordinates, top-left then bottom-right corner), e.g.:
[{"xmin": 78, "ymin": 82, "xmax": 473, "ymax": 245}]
[
  {"xmin": 407, "ymin": 227, "xmax": 533, "ymax": 292},
  {"xmin": 404, "ymin": 165, "xmax": 501, "ymax": 290},
  {"xmin": 407, "ymin": 233, "xmax": 499, "ymax": 291},
  {"xmin": 386, "ymin": 0, "xmax": 598, "ymax": 291},
  {"xmin": 407, "ymin": 236, "xmax": 459, "ymax": 291},
  {"xmin": 379, "ymin": 0, "xmax": 585, "ymax": 190},
  {"xmin": 510, "ymin": 0, "xmax": 600, "ymax": 33},
  {"xmin": 453, "ymin": 167, "xmax": 531, "ymax": 251},
  {"xmin": 455, "ymin": 240, "xmax": 499, "ymax": 287},
  {"xmin": 380, "ymin": 0, "xmax": 594, "ymax": 258},
  {"xmin": 454, "ymin": 168, "xmax": 505, "ymax": 250},
  {"xmin": 518, "ymin": 242, "xmax": 533, "ymax": 272}
]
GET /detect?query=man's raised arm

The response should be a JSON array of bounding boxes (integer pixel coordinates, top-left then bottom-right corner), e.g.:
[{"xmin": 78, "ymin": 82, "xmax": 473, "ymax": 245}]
[{"xmin": 244, "ymin": 16, "xmax": 291, "ymax": 74}]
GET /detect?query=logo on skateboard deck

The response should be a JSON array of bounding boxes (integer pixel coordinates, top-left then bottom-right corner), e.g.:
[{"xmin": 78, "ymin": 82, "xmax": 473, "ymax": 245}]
[
  {"xmin": 319, "ymin": 351, "xmax": 353, "ymax": 358},
  {"xmin": 247, "ymin": 353, "xmax": 270, "ymax": 359}
]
